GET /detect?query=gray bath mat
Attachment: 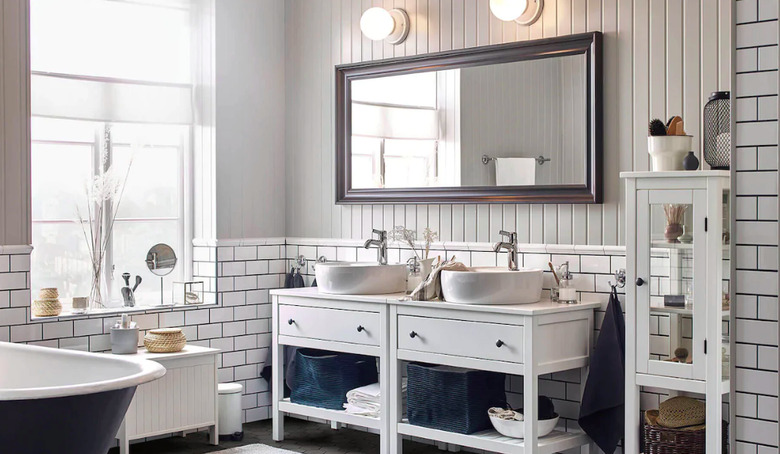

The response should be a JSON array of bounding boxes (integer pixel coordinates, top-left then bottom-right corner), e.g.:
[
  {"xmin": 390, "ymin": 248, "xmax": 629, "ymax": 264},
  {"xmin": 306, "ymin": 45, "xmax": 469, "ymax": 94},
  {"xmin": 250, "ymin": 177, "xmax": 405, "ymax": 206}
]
[{"xmin": 211, "ymin": 444, "xmax": 300, "ymax": 454}]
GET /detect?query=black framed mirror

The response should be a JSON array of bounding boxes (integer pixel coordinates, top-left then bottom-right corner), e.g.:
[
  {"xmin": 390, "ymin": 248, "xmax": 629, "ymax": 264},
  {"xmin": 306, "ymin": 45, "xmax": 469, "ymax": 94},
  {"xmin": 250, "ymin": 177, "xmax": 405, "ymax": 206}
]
[{"xmin": 336, "ymin": 32, "xmax": 602, "ymax": 204}]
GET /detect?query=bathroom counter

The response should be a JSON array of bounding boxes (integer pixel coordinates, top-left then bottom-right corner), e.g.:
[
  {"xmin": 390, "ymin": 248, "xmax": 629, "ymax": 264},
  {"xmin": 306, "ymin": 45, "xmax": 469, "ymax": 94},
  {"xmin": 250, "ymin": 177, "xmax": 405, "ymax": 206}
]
[
  {"xmin": 271, "ymin": 286, "xmax": 603, "ymax": 315},
  {"xmin": 271, "ymin": 288, "xmax": 598, "ymax": 453}
]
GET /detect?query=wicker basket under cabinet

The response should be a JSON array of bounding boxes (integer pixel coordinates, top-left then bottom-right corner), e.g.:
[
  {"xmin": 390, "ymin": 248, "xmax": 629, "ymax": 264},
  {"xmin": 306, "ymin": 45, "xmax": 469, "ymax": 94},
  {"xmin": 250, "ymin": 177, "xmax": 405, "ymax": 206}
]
[{"xmin": 643, "ymin": 412, "xmax": 728, "ymax": 454}]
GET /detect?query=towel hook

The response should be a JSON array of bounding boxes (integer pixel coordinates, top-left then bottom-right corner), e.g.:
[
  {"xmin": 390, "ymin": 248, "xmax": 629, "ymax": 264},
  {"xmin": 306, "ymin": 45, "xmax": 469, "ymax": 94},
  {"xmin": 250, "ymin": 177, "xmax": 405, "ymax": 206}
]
[
  {"xmin": 609, "ymin": 269, "xmax": 626, "ymax": 289},
  {"xmin": 290, "ymin": 254, "xmax": 306, "ymax": 271}
]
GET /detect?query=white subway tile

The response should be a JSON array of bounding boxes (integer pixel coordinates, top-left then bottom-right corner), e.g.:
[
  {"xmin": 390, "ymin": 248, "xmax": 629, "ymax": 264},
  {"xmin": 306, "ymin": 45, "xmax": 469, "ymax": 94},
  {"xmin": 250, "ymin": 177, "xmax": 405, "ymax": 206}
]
[
  {"xmin": 217, "ymin": 247, "xmax": 234, "ymax": 262},
  {"xmin": 158, "ymin": 311, "xmax": 185, "ymax": 328},
  {"xmin": 198, "ymin": 323, "xmax": 222, "ymax": 339},
  {"xmin": 210, "ymin": 307, "xmax": 234, "ymax": 323},
  {"xmin": 11, "ymin": 324, "xmax": 42, "ymax": 342},
  {"xmin": 42, "ymin": 321, "xmax": 73, "ymax": 339},
  {"xmin": 74, "ymin": 318, "xmax": 103, "ymax": 337},
  {"xmin": 9, "ymin": 255, "xmax": 29, "ymax": 272},
  {"xmin": 234, "ymin": 246, "xmax": 258, "ymax": 261},
  {"xmin": 580, "ymin": 255, "xmax": 610, "ymax": 273},
  {"xmin": 222, "ymin": 261, "xmax": 246, "ymax": 276},
  {"xmin": 0, "ymin": 272, "xmax": 27, "ymax": 291},
  {"xmin": 185, "ymin": 309, "xmax": 210, "ymax": 325},
  {"xmin": 223, "ymin": 321, "xmax": 247, "ymax": 337},
  {"xmin": 257, "ymin": 246, "xmax": 279, "ymax": 260},
  {"xmin": 737, "ymin": 21, "xmax": 778, "ymax": 48},
  {"xmin": 59, "ymin": 336, "xmax": 89, "ymax": 351},
  {"xmin": 234, "ymin": 275, "xmax": 258, "ymax": 291},
  {"xmin": 245, "ymin": 260, "xmax": 269, "ymax": 275},
  {"xmin": 0, "ymin": 307, "xmax": 27, "ymax": 325}
]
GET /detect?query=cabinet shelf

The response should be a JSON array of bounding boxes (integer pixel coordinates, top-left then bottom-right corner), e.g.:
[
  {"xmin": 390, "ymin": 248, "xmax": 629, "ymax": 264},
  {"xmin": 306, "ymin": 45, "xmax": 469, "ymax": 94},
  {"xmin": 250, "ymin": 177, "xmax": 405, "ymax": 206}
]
[
  {"xmin": 398, "ymin": 422, "xmax": 589, "ymax": 454},
  {"xmin": 279, "ymin": 399, "xmax": 381, "ymax": 430}
]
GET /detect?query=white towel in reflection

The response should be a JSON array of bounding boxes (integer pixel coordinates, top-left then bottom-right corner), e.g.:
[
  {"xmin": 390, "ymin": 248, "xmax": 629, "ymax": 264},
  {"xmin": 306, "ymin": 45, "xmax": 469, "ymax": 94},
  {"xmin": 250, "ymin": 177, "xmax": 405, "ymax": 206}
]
[{"xmin": 495, "ymin": 157, "xmax": 536, "ymax": 186}]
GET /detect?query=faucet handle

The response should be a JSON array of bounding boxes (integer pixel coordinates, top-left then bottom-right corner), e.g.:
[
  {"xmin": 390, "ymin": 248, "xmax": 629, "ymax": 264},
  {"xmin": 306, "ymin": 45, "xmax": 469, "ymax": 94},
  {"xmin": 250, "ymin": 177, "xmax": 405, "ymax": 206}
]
[
  {"xmin": 499, "ymin": 230, "xmax": 517, "ymax": 242},
  {"xmin": 372, "ymin": 229, "xmax": 387, "ymax": 240}
]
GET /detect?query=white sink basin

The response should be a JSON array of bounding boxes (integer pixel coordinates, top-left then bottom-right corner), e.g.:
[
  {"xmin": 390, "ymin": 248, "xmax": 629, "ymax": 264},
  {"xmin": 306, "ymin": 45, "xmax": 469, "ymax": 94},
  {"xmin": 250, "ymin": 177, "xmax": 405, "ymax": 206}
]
[
  {"xmin": 315, "ymin": 262, "xmax": 407, "ymax": 295},
  {"xmin": 440, "ymin": 267, "xmax": 544, "ymax": 305}
]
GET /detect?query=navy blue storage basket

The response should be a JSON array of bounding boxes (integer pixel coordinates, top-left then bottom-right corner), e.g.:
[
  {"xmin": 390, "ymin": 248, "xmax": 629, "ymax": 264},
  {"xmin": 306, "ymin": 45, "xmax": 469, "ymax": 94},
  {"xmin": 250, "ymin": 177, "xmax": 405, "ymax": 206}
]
[
  {"xmin": 407, "ymin": 364, "xmax": 507, "ymax": 434},
  {"xmin": 290, "ymin": 349, "xmax": 378, "ymax": 410}
]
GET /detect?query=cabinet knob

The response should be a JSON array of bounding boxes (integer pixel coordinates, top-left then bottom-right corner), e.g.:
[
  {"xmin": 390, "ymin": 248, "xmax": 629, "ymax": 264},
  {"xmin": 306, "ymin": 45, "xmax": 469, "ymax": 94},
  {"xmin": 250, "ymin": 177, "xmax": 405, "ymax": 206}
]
[
  {"xmin": 287, "ymin": 319, "xmax": 295, "ymax": 325},
  {"xmin": 409, "ymin": 331, "xmax": 418, "ymax": 339},
  {"xmin": 496, "ymin": 340, "xmax": 505, "ymax": 348},
  {"xmin": 357, "ymin": 325, "xmax": 365, "ymax": 333},
  {"xmin": 636, "ymin": 277, "xmax": 645, "ymax": 287}
]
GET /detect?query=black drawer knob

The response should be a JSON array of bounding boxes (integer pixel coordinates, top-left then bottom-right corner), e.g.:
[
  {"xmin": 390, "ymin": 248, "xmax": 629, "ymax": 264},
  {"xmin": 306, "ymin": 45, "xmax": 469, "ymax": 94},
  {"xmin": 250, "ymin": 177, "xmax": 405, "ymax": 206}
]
[
  {"xmin": 287, "ymin": 319, "xmax": 294, "ymax": 325},
  {"xmin": 496, "ymin": 340, "xmax": 505, "ymax": 348},
  {"xmin": 409, "ymin": 331, "xmax": 418, "ymax": 338},
  {"xmin": 636, "ymin": 277, "xmax": 645, "ymax": 287},
  {"xmin": 357, "ymin": 325, "xmax": 365, "ymax": 332}
]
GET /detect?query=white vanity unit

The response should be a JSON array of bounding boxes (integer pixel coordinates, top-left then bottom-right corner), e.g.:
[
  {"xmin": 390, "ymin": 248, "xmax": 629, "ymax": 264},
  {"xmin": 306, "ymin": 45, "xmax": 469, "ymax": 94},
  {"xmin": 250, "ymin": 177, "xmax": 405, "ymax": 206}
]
[
  {"xmin": 116, "ymin": 345, "xmax": 220, "ymax": 454},
  {"xmin": 271, "ymin": 287, "xmax": 600, "ymax": 454}
]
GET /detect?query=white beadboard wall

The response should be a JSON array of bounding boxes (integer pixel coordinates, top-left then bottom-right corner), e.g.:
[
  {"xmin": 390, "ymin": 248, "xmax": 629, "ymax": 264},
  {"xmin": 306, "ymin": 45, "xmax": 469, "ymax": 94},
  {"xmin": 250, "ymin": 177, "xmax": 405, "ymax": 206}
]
[
  {"xmin": 0, "ymin": 0, "xmax": 31, "ymax": 246},
  {"xmin": 284, "ymin": 0, "xmax": 732, "ymax": 246}
]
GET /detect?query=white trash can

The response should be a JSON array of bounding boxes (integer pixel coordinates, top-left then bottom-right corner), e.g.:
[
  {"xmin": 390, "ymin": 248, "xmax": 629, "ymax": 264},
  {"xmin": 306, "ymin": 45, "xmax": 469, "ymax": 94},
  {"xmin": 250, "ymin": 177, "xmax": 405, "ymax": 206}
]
[{"xmin": 218, "ymin": 383, "xmax": 244, "ymax": 441}]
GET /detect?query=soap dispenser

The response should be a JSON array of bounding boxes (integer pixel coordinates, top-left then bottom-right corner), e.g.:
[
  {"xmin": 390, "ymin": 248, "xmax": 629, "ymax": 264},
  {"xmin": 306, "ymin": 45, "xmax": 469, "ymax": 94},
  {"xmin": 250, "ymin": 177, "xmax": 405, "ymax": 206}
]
[{"xmin": 558, "ymin": 262, "xmax": 578, "ymax": 304}]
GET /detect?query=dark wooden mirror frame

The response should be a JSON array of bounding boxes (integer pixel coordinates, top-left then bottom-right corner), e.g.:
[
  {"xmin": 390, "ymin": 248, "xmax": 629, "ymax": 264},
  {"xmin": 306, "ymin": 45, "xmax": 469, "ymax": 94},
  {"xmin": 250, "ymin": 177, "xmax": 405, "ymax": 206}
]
[{"xmin": 336, "ymin": 31, "xmax": 603, "ymax": 205}]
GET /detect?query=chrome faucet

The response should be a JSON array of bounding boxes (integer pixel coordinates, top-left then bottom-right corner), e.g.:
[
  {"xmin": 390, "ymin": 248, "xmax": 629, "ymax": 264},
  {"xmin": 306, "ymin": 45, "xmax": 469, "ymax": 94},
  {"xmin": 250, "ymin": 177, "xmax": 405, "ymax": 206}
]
[
  {"xmin": 364, "ymin": 229, "xmax": 389, "ymax": 265},
  {"xmin": 493, "ymin": 230, "xmax": 519, "ymax": 271}
]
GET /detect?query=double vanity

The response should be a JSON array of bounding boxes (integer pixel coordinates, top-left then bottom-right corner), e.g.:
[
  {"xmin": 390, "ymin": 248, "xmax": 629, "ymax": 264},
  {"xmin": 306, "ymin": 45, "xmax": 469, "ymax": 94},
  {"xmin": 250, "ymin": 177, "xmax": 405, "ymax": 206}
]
[{"xmin": 270, "ymin": 240, "xmax": 600, "ymax": 454}]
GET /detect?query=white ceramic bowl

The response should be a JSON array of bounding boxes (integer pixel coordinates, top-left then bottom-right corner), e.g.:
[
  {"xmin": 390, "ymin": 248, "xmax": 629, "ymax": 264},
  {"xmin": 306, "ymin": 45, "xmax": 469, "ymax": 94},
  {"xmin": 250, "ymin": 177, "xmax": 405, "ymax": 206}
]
[
  {"xmin": 648, "ymin": 135, "xmax": 693, "ymax": 171},
  {"xmin": 488, "ymin": 414, "xmax": 559, "ymax": 439}
]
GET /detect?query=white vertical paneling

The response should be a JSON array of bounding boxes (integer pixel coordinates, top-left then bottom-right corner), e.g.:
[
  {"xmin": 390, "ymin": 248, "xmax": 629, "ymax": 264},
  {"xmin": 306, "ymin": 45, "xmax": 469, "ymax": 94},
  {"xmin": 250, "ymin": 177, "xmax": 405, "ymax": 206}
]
[
  {"xmin": 284, "ymin": 0, "xmax": 729, "ymax": 246},
  {"xmin": 0, "ymin": 1, "xmax": 31, "ymax": 246}
]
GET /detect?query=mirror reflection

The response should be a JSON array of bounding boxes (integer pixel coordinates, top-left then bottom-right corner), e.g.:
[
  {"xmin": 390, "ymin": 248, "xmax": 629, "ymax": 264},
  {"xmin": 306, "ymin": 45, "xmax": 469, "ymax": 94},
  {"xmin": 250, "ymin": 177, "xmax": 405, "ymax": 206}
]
[{"xmin": 350, "ymin": 53, "xmax": 587, "ymax": 189}]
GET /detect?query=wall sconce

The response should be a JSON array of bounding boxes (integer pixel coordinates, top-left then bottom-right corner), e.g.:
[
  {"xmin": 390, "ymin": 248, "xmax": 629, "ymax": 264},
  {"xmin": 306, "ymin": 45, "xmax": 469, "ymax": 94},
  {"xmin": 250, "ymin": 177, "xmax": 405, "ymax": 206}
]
[
  {"xmin": 360, "ymin": 7, "xmax": 409, "ymax": 45},
  {"xmin": 489, "ymin": 0, "xmax": 543, "ymax": 25}
]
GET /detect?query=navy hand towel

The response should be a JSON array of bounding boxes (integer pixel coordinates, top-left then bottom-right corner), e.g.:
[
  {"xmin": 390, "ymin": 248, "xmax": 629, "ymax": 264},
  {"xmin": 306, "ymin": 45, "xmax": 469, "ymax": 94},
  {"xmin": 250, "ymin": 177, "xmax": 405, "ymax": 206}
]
[{"xmin": 578, "ymin": 288, "xmax": 625, "ymax": 453}]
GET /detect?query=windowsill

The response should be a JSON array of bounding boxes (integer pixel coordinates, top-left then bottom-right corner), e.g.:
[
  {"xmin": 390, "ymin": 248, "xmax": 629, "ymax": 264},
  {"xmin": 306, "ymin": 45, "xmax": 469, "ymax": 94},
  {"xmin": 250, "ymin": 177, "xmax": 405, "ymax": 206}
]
[{"xmin": 30, "ymin": 302, "xmax": 218, "ymax": 322}]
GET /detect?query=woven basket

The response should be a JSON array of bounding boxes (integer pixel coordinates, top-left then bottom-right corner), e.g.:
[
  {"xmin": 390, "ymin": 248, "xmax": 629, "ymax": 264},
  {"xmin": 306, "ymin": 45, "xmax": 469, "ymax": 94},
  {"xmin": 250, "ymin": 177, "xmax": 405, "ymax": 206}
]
[
  {"xmin": 290, "ymin": 349, "xmax": 378, "ymax": 410},
  {"xmin": 38, "ymin": 288, "xmax": 59, "ymax": 300},
  {"xmin": 407, "ymin": 363, "xmax": 507, "ymax": 434},
  {"xmin": 144, "ymin": 328, "xmax": 186, "ymax": 353},
  {"xmin": 32, "ymin": 299, "xmax": 62, "ymax": 317},
  {"xmin": 644, "ymin": 410, "xmax": 728, "ymax": 454}
]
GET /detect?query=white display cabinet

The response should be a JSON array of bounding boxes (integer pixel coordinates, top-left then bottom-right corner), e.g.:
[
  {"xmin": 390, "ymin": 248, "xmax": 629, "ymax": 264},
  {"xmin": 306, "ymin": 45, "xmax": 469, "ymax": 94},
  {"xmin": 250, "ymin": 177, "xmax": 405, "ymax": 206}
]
[{"xmin": 623, "ymin": 171, "xmax": 730, "ymax": 453}]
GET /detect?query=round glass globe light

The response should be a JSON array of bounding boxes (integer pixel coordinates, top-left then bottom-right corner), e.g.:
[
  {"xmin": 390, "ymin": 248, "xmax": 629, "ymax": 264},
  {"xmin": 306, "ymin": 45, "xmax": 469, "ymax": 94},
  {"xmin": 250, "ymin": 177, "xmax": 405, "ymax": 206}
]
[
  {"xmin": 489, "ymin": 0, "xmax": 529, "ymax": 22},
  {"xmin": 360, "ymin": 7, "xmax": 396, "ymax": 41}
]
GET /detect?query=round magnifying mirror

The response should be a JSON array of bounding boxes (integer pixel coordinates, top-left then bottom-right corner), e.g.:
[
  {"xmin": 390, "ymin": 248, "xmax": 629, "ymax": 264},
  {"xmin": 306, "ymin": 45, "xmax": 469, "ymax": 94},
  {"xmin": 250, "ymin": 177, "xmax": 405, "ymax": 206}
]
[{"xmin": 146, "ymin": 243, "xmax": 177, "ymax": 276}]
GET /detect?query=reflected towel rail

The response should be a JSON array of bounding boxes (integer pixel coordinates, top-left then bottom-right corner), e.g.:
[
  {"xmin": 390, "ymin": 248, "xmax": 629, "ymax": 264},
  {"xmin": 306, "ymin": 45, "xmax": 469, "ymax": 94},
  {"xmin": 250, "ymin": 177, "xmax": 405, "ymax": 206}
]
[{"xmin": 481, "ymin": 154, "xmax": 551, "ymax": 166}]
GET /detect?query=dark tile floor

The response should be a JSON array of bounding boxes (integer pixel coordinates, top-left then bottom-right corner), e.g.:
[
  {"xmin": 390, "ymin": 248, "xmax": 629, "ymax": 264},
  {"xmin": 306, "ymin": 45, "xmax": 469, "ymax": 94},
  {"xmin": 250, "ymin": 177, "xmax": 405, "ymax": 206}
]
[{"xmin": 109, "ymin": 418, "xmax": 443, "ymax": 454}]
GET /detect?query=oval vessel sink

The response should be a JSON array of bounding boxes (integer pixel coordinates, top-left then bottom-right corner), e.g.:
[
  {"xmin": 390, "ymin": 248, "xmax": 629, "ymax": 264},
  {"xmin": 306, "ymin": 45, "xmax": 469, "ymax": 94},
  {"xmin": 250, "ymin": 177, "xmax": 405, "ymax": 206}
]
[
  {"xmin": 316, "ymin": 262, "xmax": 407, "ymax": 295},
  {"xmin": 441, "ymin": 267, "xmax": 543, "ymax": 305}
]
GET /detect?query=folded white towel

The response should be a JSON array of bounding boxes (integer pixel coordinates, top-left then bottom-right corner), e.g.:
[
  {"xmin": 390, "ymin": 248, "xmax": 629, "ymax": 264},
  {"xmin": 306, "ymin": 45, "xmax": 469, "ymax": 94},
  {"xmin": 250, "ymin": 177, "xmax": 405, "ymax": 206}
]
[{"xmin": 343, "ymin": 381, "xmax": 408, "ymax": 417}]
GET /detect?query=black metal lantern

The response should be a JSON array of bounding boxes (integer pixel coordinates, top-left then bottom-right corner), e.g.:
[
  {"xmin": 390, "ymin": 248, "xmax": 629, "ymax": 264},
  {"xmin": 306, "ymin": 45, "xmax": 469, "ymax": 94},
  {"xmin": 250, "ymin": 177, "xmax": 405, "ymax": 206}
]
[{"xmin": 703, "ymin": 91, "xmax": 731, "ymax": 169}]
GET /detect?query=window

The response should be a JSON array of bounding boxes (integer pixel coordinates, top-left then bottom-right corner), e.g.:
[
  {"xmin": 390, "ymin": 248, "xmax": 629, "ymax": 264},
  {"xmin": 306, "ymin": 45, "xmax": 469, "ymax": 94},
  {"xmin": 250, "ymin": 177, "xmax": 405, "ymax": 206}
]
[
  {"xmin": 350, "ymin": 72, "xmax": 442, "ymax": 188},
  {"xmin": 30, "ymin": 0, "xmax": 198, "ymax": 308}
]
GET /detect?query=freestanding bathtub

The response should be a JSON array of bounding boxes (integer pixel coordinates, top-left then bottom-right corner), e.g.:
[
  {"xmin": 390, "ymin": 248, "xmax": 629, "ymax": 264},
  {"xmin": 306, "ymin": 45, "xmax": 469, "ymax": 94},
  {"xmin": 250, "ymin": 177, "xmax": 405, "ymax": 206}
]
[{"xmin": 0, "ymin": 341, "xmax": 166, "ymax": 454}]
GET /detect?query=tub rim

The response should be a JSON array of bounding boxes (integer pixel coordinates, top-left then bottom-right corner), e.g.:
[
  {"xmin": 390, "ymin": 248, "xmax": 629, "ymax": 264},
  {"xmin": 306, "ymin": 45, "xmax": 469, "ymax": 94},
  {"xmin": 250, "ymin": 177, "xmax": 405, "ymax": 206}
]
[{"xmin": 0, "ymin": 341, "xmax": 166, "ymax": 401}]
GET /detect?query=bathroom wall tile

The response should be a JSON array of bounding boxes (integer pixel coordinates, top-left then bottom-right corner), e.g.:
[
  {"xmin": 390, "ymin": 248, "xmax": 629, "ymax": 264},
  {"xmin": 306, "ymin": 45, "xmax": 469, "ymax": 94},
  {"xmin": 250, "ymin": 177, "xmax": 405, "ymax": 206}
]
[
  {"xmin": 9, "ymin": 254, "xmax": 29, "ymax": 272},
  {"xmin": 580, "ymin": 255, "xmax": 611, "ymax": 274},
  {"xmin": 0, "ymin": 307, "xmax": 27, "ymax": 325},
  {"xmin": 42, "ymin": 321, "xmax": 73, "ymax": 340},
  {"xmin": 11, "ymin": 324, "xmax": 41, "ymax": 342}
]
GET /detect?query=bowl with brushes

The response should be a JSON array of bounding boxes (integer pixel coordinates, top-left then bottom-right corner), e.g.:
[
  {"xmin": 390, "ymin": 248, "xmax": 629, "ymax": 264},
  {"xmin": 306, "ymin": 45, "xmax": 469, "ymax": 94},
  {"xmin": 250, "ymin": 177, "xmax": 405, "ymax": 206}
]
[
  {"xmin": 648, "ymin": 116, "xmax": 693, "ymax": 171},
  {"xmin": 488, "ymin": 396, "xmax": 559, "ymax": 439}
]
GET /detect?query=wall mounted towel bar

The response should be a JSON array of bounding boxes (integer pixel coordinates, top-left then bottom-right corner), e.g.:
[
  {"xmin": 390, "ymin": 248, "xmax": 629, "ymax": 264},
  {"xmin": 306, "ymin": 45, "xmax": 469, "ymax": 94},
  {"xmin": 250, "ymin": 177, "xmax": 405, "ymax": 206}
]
[{"xmin": 481, "ymin": 154, "xmax": 551, "ymax": 166}]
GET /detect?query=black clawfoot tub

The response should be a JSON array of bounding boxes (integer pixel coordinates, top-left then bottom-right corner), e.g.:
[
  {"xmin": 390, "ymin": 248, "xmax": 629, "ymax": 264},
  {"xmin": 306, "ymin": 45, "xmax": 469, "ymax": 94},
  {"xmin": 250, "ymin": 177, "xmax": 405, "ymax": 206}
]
[{"xmin": 0, "ymin": 341, "xmax": 166, "ymax": 454}]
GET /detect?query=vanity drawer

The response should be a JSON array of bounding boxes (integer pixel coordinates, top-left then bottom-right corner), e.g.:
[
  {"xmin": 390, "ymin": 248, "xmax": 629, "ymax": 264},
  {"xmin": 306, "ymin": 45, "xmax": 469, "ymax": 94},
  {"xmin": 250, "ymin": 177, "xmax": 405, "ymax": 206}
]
[
  {"xmin": 279, "ymin": 305, "xmax": 381, "ymax": 346},
  {"xmin": 398, "ymin": 316, "xmax": 524, "ymax": 364}
]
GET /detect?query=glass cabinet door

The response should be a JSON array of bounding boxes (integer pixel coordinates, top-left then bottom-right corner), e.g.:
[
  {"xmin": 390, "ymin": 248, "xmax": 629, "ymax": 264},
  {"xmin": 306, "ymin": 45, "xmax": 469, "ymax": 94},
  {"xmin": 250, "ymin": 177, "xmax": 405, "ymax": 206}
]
[{"xmin": 636, "ymin": 189, "xmax": 708, "ymax": 380}]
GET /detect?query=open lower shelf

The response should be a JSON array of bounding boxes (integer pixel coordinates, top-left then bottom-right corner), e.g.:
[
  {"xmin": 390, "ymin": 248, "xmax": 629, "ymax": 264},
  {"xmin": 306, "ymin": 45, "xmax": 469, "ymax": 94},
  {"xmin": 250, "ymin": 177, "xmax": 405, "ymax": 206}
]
[
  {"xmin": 278, "ymin": 399, "xmax": 381, "ymax": 430},
  {"xmin": 398, "ymin": 421, "xmax": 590, "ymax": 454}
]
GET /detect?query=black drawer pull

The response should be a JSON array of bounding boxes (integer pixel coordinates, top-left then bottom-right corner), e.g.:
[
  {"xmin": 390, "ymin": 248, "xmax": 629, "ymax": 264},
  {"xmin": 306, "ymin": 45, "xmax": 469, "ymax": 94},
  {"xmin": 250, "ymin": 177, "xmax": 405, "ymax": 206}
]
[
  {"xmin": 287, "ymin": 319, "xmax": 295, "ymax": 325},
  {"xmin": 409, "ymin": 331, "xmax": 418, "ymax": 339},
  {"xmin": 636, "ymin": 277, "xmax": 645, "ymax": 287},
  {"xmin": 357, "ymin": 325, "xmax": 365, "ymax": 332},
  {"xmin": 496, "ymin": 340, "xmax": 505, "ymax": 348}
]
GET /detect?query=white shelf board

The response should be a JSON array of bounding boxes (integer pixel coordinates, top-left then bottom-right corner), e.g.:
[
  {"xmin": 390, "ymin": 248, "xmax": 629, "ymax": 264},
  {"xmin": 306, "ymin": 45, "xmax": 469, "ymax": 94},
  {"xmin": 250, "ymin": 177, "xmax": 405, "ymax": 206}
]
[
  {"xmin": 279, "ymin": 399, "xmax": 381, "ymax": 430},
  {"xmin": 397, "ymin": 422, "xmax": 590, "ymax": 454}
]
